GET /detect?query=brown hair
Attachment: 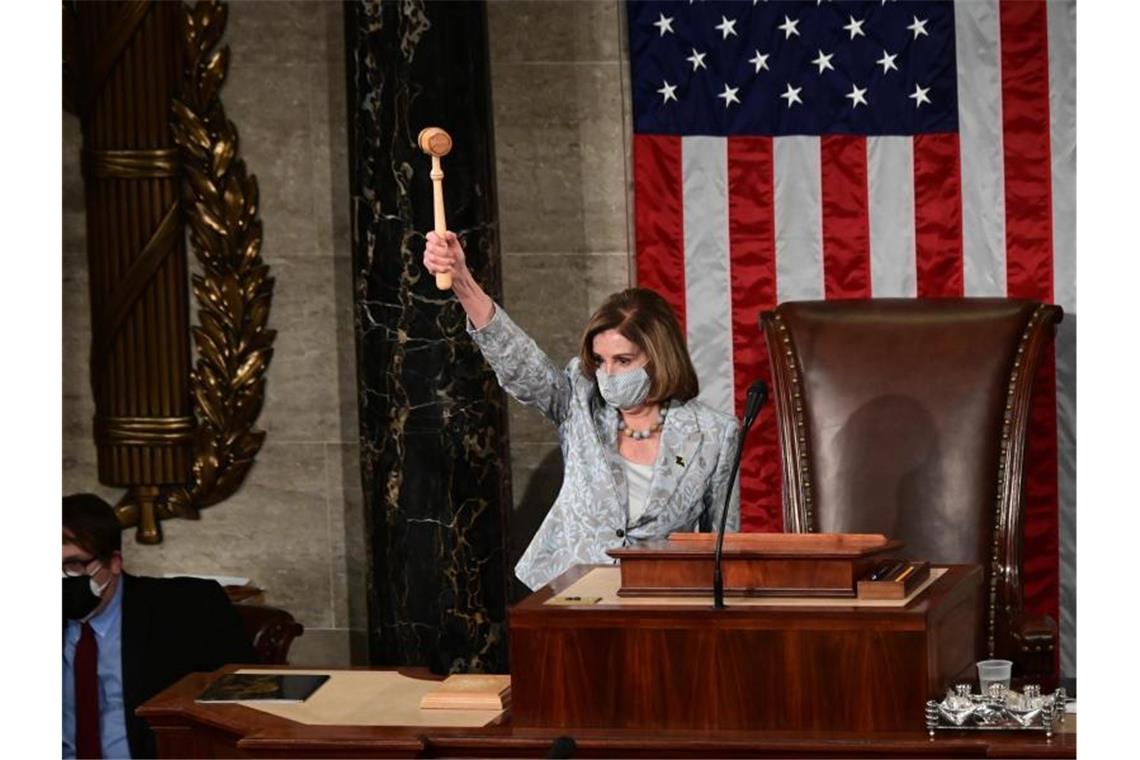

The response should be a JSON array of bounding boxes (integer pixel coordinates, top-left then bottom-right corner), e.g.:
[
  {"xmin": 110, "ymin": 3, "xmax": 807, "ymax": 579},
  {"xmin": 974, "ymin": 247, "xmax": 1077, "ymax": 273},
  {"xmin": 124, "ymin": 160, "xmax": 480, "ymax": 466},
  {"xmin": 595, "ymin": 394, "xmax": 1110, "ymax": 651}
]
[
  {"xmin": 579, "ymin": 288, "xmax": 699, "ymax": 404},
  {"xmin": 62, "ymin": 493, "xmax": 122, "ymax": 562}
]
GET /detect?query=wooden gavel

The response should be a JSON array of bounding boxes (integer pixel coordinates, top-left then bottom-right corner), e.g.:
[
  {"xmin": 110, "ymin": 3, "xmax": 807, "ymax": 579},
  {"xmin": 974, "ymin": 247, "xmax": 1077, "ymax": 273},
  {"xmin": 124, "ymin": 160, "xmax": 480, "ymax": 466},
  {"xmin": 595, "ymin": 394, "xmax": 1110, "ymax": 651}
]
[{"xmin": 418, "ymin": 126, "xmax": 453, "ymax": 290}]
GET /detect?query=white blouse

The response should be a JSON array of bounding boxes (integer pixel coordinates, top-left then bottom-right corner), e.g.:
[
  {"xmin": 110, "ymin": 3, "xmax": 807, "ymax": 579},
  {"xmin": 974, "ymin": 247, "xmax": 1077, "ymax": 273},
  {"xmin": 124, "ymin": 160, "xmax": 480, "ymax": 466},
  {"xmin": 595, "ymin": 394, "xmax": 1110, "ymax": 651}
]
[{"xmin": 623, "ymin": 458, "xmax": 655, "ymax": 525}]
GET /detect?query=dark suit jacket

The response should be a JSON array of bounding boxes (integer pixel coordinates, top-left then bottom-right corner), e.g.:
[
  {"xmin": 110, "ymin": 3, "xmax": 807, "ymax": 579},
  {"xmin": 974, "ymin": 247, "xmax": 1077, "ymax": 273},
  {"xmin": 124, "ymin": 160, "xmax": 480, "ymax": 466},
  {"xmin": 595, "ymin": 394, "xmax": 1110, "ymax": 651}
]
[{"xmin": 120, "ymin": 574, "xmax": 255, "ymax": 758}]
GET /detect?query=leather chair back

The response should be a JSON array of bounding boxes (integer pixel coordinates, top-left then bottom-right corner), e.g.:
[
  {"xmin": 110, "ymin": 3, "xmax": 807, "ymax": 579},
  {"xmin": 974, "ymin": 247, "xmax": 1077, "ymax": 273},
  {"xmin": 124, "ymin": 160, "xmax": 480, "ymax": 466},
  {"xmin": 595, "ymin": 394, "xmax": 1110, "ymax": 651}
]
[{"xmin": 761, "ymin": 298, "xmax": 1061, "ymax": 673}]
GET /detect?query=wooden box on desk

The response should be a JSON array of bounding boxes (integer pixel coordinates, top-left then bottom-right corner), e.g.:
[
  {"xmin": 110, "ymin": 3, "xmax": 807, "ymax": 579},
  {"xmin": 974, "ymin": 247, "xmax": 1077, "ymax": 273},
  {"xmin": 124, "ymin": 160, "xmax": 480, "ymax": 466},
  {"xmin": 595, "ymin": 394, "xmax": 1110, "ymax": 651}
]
[
  {"xmin": 508, "ymin": 563, "xmax": 982, "ymax": 733},
  {"xmin": 611, "ymin": 532, "xmax": 903, "ymax": 597}
]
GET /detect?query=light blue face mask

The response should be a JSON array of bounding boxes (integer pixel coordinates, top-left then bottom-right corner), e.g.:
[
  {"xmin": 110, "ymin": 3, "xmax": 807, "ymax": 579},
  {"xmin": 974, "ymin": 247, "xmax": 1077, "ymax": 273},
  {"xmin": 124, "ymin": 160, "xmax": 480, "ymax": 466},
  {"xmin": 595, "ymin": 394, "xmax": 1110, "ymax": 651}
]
[{"xmin": 596, "ymin": 366, "xmax": 652, "ymax": 410}]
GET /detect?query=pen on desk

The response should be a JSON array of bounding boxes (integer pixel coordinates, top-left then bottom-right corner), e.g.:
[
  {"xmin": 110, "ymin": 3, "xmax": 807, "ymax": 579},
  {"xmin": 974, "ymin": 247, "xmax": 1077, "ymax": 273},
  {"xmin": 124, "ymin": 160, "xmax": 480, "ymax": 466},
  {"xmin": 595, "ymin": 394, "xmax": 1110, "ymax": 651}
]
[
  {"xmin": 869, "ymin": 561, "xmax": 904, "ymax": 582},
  {"xmin": 866, "ymin": 563, "xmax": 889, "ymax": 581},
  {"xmin": 892, "ymin": 563, "xmax": 918, "ymax": 584}
]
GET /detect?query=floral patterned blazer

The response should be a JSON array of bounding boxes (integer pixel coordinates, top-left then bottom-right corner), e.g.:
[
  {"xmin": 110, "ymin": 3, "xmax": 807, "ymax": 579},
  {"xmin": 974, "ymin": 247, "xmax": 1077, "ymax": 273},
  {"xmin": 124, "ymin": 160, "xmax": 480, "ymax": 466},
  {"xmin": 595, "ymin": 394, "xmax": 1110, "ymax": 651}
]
[{"xmin": 469, "ymin": 305, "xmax": 741, "ymax": 590}]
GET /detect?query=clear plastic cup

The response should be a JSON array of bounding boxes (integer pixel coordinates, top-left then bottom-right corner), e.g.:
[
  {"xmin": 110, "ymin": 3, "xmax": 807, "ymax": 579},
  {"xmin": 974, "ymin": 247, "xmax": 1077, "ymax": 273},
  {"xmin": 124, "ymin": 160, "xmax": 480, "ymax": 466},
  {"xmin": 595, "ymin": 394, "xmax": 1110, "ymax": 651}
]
[{"xmin": 976, "ymin": 659, "xmax": 1013, "ymax": 693}]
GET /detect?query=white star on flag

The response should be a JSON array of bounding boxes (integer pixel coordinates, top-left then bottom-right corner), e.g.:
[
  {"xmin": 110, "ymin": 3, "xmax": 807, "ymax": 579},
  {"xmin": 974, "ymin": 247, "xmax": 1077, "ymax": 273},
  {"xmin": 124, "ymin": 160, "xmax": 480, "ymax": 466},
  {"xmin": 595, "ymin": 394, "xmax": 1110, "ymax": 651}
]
[
  {"xmin": 877, "ymin": 50, "xmax": 899, "ymax": 73},
  {"xmin": 843, "ymin": 16, "xmax": 865, "ymax": 40},
  {"xmin": 908, "ymin": 16, "xmax": 929, "ymax": 40},
  {"xmin": 717, "ymin": 84, "xmax": 740, "ymax": 107},
  {"xmin": 715, "ymin": 16, "xmax": 738, "ymax": 39},
  {"xmin": 686, "ymin": 48, "xmax": 707, "ymax": 71},
  {"xmin": 909, "ymin": 83, "xmax": 932, "ymax": 107},
  {"xmin": 811, "ymin": 50, "xmax": 834, "ymax": 74},
  {"xmin": 778, "ymin": 15, "xmax": 800, "ymax": 39},
  {"xmin": 780, "ymin": 82, "xmax": 803, "ymax": 107},
  {"xmin": 845, "ymin": 84, "xmax": 868, "ymax": 108},
  {"xmin": 749, "ymin": 50, "xmax": 770, "ymax": 73},
  {"xmin": 657, "ymin": 80, "xmax": 677, "ymax": 103},
  {"xmin": 653, "ymin": 13, "xmax": 674, "ymax": 37}
]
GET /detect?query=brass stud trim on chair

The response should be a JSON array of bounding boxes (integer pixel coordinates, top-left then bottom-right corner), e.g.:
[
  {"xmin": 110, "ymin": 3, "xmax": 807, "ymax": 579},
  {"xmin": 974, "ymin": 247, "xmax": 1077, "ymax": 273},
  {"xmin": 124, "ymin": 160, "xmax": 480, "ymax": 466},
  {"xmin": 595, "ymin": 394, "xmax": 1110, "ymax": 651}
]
[
  {"xmin": 988, "ymin": 303, "xmax": 1055, "ymax": 661},
  {"xmin": 765, "ymin": 312, "xmax": 815, "ymax": 531}
]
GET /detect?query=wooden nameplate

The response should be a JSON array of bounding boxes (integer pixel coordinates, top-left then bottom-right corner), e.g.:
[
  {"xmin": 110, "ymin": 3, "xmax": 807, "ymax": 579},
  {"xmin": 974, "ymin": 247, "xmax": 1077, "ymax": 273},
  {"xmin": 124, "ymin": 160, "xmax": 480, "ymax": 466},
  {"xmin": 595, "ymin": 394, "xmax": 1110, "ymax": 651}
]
[
  {"xmin": 419, "ymin": 674, "xmax": 511, "ymax": 711},
  {"xmin": 607, "ymin": 533, "xmax": 903, "ymax": 598}
]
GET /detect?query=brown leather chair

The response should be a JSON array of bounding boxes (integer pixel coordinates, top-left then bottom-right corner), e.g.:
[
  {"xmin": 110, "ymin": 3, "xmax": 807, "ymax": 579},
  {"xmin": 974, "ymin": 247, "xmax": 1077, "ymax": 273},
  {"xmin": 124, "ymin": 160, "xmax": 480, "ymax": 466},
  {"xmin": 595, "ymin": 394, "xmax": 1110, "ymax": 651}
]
[
  {"xmin": 233, "ymin": 604, "xmax": 304, "ymax": 665},
  {"xmin": 761, "ymin": 298, "xmax": 1062, "ymax": 684}
]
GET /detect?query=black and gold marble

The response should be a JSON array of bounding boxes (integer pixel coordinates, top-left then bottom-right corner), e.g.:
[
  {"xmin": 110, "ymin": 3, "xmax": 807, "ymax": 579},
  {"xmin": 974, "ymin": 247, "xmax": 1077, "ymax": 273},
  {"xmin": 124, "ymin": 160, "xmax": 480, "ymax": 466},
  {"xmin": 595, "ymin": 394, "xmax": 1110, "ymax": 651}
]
[{"xmin": 346, "ymin": 0, "xmax": 511, "ymax": 673}]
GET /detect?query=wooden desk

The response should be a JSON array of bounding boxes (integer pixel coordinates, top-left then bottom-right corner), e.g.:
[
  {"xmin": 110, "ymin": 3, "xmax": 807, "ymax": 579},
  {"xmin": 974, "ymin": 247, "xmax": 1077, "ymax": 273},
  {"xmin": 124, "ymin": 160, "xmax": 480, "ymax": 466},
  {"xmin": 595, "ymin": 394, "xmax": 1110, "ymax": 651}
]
[
  {"xmin": 510, "ymin": 564, "xmax": 983, "ymax": 732},
  {"xmin": 138, "ymin": 666, "xmax": 1075, "ymax": 758},
  {"xmin": 140, "ymin": 565, "xmax": 1073, "ymax": 758}
]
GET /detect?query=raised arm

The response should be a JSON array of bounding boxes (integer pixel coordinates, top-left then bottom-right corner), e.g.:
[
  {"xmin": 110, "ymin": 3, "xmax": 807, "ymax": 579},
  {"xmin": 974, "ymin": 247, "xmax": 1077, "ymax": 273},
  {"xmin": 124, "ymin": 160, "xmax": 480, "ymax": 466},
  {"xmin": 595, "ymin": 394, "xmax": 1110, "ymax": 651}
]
[
  {"xmin": 424, "ymin": 230, "xmax": 495, "ymax": 328},
  {"xmin": 424, "ymin": 231, "xmax": 573, "ymax": 425}
]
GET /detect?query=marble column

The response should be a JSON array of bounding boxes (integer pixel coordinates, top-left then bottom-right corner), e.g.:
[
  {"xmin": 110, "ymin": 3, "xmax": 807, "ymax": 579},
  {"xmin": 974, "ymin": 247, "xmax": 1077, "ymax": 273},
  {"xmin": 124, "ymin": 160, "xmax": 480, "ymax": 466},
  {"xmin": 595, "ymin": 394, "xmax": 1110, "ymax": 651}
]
[{"xmin": 345, "ymin": 0, "xmax": 511, "ymax": 673}]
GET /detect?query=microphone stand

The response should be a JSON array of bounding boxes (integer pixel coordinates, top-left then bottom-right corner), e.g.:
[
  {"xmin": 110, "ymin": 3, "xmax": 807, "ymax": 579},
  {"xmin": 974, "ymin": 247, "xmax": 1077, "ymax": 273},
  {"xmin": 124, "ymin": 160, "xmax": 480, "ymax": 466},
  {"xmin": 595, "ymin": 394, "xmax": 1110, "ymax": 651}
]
[{"xmin": 713, "ymin": 380, "xmax": 768, "ymax": 609}]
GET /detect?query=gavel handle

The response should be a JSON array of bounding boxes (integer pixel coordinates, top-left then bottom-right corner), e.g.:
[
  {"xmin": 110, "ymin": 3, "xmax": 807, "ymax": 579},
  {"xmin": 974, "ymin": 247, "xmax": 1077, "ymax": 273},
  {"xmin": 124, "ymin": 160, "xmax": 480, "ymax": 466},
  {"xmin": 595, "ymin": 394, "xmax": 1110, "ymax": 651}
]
[{"xmin": 431, "ymin": 156, "xmax": 452, "ymax": 290}]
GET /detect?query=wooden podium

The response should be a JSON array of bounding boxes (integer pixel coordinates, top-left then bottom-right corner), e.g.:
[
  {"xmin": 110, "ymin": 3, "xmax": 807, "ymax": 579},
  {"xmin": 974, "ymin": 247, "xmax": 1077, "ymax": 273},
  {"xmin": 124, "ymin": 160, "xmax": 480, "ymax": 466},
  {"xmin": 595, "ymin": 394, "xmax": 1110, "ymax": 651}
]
[
  {"xmin": 610, "ymin": 532, "xmax": 904, "ymax": 597},
  {"xmin": 509, "ymin": 556, "xmax": 982, "ymax": 733}
]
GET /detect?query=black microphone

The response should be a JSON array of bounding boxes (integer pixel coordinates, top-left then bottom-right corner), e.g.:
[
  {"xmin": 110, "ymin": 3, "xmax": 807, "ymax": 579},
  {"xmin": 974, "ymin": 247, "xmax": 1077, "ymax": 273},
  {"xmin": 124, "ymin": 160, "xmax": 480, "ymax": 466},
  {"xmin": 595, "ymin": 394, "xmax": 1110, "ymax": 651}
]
[
  {"xmin": 713, "ymin": 379, "xmax": 768, "ymax": 609},
  {"xmin": 546, "ymin": 736, "xmax": 577, "ymax": 758}
]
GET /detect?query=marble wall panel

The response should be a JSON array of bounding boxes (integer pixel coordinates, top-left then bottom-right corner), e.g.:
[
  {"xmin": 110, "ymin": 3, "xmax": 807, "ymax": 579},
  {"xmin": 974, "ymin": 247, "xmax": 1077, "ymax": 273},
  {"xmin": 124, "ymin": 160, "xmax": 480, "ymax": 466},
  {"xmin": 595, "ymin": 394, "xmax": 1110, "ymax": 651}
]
[
  {"xmin": 487, "ymin": 0, "xmax": 622, "ymax": 63},
  {"xmin": 491, "ymin": 62, "xmax": 629, "ymax": 255},
  {"xmin": 225, "ymin": 0, "xmax": 327, "ymax": 66},
  {"xmin": 313, "ymin": 3, "xmax": 353, "ymax": 262},
  {"xmin": 329, "ymin": 442, "xmax": 368, "ymax": 632},
  {"xmin": 257, "ymin": 256, "xmax": 343, "ymax": 442},
  {"xmin": 222, "ymin": 60, "xmax": 317, "ymax": 258}
]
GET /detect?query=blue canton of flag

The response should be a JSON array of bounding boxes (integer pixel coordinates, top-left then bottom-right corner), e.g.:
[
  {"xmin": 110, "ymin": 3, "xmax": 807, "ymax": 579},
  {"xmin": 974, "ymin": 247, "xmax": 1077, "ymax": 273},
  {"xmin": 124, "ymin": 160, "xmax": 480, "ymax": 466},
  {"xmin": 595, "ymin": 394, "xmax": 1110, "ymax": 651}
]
[{"xmin": 629, "ymin": 0, "xmax": 958, "ymax": 136}]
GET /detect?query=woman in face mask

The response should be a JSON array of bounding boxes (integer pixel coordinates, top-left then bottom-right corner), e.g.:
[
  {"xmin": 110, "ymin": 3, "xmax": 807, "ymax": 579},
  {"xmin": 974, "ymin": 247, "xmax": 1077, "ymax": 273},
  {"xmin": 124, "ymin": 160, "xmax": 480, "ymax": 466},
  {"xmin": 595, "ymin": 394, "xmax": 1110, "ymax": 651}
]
[{"xmin": 424, "ymin": 232, "xmax": 741, "ymax": 590}]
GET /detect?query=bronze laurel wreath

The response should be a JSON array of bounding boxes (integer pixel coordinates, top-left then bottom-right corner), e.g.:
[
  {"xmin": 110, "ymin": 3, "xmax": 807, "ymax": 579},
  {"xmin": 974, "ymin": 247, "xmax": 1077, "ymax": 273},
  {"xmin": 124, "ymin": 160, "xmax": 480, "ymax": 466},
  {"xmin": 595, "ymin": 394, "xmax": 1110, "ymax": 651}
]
[{"xmin": 164, "ymin": 0, "xmax": 275, "ymax": 518}]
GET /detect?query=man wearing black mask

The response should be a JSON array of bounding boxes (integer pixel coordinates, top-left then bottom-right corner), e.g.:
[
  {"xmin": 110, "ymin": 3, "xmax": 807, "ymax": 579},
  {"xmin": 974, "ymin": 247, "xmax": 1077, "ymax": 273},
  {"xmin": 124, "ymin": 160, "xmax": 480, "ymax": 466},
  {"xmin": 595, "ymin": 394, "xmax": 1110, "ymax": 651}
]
[{"xmin": 63, "ymin": 494, "xmax": 255, "ymax": 758}]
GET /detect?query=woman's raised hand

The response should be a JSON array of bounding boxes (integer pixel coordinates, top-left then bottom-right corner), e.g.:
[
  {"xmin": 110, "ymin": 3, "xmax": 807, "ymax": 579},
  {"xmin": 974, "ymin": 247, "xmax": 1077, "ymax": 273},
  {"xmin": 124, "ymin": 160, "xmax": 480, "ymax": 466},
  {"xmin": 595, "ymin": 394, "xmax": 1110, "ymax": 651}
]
[
  {"xmin": 424, "ymin": 230, "xmax": 467, "ymax": 279},
  {"xmin": 423, "ymin": 229, "xmax": 494, "ymax": 327}
]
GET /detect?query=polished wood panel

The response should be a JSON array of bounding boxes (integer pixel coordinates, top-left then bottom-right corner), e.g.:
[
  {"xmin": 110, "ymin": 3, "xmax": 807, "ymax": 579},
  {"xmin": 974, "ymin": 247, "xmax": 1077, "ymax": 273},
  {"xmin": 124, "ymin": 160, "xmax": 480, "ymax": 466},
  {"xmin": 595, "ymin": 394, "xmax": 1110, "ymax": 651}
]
[
  {"xmin": 509, "ymin": 565, "xmax": 982, "ymax": 732},
  {"xmin": 139, "ymin": 664, "xmax": 1075, "ymax": 758}
]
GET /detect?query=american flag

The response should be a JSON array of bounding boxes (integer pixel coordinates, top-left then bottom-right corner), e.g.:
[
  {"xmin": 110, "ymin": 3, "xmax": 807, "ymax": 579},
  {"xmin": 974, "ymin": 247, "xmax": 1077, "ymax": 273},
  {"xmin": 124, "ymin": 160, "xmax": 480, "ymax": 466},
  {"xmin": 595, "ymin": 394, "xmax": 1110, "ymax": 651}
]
[{"xmin": 627, "ymin": 0, "xmax": 1075, "ymax": 675}]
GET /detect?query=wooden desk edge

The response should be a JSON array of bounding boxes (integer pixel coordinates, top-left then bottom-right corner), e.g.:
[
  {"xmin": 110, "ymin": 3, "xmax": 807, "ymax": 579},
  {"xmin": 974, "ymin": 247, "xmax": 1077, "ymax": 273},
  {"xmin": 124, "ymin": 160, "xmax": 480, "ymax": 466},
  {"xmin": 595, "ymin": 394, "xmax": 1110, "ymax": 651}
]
[
  {"xmin": 139, "ymin": 664, "xmax": 1074, "ymax": 758},
  {"xmin": 510, "ymin": 563, "xmax": 982, "ymax": 620}
]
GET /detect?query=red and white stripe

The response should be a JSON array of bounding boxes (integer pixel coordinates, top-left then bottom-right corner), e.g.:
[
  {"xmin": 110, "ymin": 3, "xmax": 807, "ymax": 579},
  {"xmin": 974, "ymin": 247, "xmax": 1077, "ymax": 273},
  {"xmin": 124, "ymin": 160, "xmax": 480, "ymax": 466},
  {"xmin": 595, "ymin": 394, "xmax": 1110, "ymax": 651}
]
[{"xmin": 632, "ymin": 0, "xmax": 1075, "ymax": 675}]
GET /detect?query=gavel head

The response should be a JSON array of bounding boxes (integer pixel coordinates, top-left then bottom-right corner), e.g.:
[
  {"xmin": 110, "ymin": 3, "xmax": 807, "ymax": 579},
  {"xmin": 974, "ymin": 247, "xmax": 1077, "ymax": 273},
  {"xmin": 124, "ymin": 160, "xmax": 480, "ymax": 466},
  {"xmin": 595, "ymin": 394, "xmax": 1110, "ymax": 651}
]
[{"xmin": 417, "ymin": 127, "xmax": 452, "ymax": 157}]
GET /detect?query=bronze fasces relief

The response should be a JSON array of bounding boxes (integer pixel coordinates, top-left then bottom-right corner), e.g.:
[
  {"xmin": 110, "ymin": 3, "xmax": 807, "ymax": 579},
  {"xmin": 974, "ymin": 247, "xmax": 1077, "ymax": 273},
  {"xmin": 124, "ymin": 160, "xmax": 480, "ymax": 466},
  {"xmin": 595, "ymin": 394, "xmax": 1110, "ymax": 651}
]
[{"xmin": 65, "ymin": 0, "xmax": 274, "ymax": 543}]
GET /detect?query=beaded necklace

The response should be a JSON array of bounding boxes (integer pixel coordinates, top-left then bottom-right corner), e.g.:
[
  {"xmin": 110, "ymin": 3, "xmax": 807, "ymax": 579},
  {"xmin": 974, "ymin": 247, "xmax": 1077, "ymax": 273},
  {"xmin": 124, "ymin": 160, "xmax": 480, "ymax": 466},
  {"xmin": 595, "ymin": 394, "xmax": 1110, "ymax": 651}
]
[{"xmin": 617, "ymin": 401, "xmax": 669, "ymax": 440}]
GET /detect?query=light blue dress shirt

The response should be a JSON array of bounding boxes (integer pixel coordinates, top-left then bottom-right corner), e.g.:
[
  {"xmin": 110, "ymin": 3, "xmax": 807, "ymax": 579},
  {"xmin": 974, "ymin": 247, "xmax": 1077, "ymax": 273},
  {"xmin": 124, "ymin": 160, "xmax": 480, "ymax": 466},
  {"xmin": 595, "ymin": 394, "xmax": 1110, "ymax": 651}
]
[{"xmin": 62, "ymin": 577, "xmax": 131, "ymax": 759}]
